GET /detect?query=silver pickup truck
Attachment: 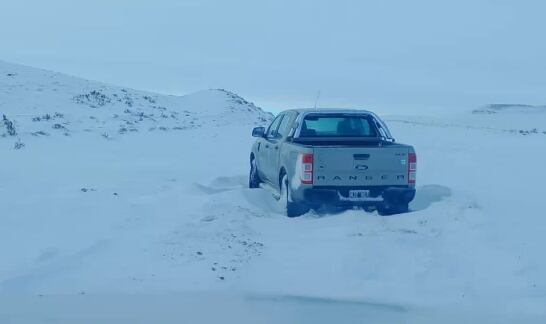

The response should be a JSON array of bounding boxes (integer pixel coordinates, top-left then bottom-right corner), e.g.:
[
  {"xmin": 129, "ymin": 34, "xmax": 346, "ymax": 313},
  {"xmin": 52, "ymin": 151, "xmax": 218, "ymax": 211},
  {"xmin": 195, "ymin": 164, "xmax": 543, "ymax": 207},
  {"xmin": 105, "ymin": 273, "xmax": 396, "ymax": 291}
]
[{"xmin": 249, "ymin": 109, "xmax": 416, "ymax": 217}]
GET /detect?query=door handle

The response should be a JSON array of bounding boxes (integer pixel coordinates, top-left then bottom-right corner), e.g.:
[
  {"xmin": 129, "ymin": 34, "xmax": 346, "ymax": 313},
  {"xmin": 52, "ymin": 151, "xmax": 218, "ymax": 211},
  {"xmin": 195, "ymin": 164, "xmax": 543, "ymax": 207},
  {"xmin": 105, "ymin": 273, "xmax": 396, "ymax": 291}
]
[
  {"xmin": 274, "ymin": 146, "xmax": 278, "ymax": 150},
  {"xmin": 265, "ymin": 144, "xmax": 270, "ymax": 148}
]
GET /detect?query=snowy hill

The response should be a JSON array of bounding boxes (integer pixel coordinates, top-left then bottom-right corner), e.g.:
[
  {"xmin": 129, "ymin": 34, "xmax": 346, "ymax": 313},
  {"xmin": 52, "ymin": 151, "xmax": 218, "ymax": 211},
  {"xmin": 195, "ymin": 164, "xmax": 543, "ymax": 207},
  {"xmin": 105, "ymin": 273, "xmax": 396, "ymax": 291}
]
[
  {"xmin": 0, "ymin": 60, "xmax": 271, "ymax": 149},
  {"xmin": 473, "ymin": 104, "xmax": 546, "ymax": 114},
  {"xmin": 2, "ymin": 61, "xmax": 546, "ymax": 323}
]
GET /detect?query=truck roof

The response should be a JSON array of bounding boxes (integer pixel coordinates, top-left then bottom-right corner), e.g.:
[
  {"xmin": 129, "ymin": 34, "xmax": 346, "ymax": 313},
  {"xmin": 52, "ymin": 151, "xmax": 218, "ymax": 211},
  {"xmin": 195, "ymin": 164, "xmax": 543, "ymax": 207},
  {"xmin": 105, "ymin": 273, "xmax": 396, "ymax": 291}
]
[{"xmin": 287, "ymin": 108, "xmax": 374, "ymax": 114}]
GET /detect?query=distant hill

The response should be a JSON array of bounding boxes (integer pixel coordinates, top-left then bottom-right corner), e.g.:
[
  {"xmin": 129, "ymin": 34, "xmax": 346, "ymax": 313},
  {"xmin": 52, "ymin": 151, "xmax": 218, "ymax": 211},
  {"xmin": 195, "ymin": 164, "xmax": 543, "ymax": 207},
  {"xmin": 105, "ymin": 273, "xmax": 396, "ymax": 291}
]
[{"xmin": 0, "ymin": 60, "xmax": 272, "ymax": 145}]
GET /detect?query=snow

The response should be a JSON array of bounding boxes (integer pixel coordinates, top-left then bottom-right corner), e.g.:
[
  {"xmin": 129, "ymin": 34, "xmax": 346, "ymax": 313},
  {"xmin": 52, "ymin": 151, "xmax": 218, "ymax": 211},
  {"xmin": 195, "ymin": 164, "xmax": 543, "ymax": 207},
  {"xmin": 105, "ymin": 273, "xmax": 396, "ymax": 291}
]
[{"xmin": 1, "ymin": 61, "xmax": 546, "ymax": 323}]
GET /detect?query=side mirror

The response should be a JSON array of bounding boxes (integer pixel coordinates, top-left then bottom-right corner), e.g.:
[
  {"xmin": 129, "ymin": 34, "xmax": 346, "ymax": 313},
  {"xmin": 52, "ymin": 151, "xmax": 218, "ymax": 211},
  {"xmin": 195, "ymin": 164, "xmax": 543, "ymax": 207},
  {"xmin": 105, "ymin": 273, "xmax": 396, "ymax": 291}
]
[{"xmin": 252, "ymin": 127, "xmax": 265, "ymax": 137}]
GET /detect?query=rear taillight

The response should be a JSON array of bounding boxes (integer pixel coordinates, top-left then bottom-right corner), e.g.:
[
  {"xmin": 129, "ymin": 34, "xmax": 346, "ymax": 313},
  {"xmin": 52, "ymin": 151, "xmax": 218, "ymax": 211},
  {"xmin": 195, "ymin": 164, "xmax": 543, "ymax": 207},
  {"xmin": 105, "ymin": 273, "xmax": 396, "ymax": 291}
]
[
  {"xmin": 408, "ymin": 152, "xmax": 417, "ymax": 184},
  {"xmin": 301, "ymin": 153, "xmax": 314, "ymax": 184}
]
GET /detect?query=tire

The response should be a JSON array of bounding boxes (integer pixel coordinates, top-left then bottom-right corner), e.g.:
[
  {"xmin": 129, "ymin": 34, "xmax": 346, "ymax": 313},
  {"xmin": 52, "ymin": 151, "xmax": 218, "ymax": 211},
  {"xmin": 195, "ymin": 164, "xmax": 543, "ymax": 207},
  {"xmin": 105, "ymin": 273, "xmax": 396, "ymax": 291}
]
[
  {"xmin": 377, "ymin": 203, "xmax": 409, "ymax": 216},
  {"xmin": 279, "ymin": 174, "xmax": 309, "ymax": 217},
  {"xmin": 249, "ymin": 158, "xmax": 262, "ymax": 189}
]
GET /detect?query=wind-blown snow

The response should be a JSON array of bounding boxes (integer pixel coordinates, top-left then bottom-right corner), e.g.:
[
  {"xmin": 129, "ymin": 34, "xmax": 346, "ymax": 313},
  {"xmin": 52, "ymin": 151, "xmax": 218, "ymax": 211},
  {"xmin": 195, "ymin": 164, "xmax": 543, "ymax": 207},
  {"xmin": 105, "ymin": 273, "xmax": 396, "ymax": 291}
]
[{"xmin": 1, "ymin": 61, "xmax": 546, "ymax": 323}]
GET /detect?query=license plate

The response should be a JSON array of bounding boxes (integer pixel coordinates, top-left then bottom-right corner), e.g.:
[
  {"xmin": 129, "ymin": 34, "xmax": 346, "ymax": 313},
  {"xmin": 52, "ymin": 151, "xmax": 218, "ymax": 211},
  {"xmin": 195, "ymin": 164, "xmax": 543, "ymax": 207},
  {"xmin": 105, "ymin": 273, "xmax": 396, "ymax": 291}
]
[{"xmin": 348, "ymin": 190, "xmax": 370, "ymax": 199}]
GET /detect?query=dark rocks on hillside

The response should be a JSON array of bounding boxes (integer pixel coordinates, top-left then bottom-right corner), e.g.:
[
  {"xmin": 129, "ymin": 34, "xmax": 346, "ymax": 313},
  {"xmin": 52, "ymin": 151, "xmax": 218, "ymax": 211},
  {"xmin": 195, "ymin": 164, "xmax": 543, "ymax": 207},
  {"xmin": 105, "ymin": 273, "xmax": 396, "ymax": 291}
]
[
  {"xmin": 2, "ymin": 115, "xmax": 17, "ymax": 136},
  {"xmin": 13, "ymin": 139, "xmax": 25, "ymax": 150},
  {"xmin": 518, "ymin": 129, "xmax": 540, "ymax": 135},
  {"xmin": 143, "ymin": 95, "xmax": 156, "ymax": 104},
  {"xmin": 74, "ymin": 89, "xmax": 140, "ymax": 108},
  {"xmin": 214, "ymin": 89, "xmax": 274, "ymax": 123},
  {"xmin": 74, "ymin": 90, "xmax": 112, "ymax": 108},
  {"xmin": 216, "ymin": 88, "xmax": 256, "ymax": 109},
  {"xmin": 32, "ymin": 112, "xmax": 64, "ymax": 122}
]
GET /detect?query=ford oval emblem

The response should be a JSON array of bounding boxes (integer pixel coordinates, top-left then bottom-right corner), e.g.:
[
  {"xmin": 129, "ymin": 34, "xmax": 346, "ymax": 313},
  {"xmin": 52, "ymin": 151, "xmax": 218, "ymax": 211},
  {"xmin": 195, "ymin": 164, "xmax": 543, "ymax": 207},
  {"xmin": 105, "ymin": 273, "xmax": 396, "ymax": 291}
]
[{"xmin": 355, "ymin": 164, "xmax": 369, "ymax": 171}]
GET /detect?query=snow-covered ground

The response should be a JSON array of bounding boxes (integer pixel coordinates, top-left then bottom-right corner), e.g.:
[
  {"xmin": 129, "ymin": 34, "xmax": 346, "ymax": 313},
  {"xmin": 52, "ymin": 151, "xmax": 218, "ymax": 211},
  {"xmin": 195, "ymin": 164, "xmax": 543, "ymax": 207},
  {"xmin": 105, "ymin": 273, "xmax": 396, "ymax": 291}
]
[{"xmin": 1, "ymin": 61, "xmax": 546, "ymax": 323}]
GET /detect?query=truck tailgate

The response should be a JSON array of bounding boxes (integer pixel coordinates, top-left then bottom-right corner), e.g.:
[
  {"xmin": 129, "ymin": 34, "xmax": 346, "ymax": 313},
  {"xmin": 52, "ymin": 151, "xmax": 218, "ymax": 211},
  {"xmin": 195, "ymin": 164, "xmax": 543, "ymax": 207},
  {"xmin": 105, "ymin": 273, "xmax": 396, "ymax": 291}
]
[{"xmin": 313, "ymin": 146, "xmax": 409, "ymax": 186}]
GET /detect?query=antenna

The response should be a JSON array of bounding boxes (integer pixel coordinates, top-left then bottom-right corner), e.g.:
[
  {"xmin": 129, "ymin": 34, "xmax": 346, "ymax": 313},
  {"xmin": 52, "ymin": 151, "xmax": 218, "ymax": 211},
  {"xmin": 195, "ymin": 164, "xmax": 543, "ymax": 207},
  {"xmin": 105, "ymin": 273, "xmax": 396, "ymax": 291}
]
[{"xmin": 314, "ymin": 90, "xmax": 321, "ymax": 110}]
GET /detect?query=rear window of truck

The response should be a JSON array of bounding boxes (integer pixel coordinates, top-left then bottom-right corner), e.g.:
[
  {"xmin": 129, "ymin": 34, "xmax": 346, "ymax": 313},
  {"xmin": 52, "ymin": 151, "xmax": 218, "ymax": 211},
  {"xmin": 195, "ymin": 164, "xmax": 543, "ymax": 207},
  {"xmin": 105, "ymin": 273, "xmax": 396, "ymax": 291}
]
[{"xmin": 300, "ymin": 115, "xmax": 378, "ymax": 137}]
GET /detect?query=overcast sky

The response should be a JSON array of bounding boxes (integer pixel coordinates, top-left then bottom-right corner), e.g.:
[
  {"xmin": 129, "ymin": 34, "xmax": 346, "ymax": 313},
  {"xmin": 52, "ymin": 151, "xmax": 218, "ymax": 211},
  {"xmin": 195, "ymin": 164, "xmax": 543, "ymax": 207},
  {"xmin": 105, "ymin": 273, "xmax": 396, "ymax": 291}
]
[{"xmin": 1, "ymin": 0, "xmax": 545, "ymax": 111}]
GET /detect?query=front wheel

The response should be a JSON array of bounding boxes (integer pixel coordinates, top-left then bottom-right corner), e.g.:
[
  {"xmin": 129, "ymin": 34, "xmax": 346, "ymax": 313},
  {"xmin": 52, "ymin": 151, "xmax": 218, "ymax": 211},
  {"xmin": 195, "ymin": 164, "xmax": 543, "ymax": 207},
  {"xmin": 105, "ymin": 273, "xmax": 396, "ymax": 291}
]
[
  {"xmin": 249, "ymin": 158, "xmax": 261, "ymax": 188},
  {"xmin": 279, "ymin": 174, "xmax": 310, "ymax": 217}
]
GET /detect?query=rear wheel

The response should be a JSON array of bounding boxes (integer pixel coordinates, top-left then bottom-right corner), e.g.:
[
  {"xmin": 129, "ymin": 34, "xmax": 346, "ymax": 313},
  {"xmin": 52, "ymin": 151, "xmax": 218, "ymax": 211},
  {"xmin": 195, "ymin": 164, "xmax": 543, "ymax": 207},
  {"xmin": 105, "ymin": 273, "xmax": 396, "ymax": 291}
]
[
  {"xmin": 279, "ymin": 174, "xmax": 310, "ymax": 217},
  {"xmin": 249, "ymin": 158, "xmax": 261, "ymax": 188}
]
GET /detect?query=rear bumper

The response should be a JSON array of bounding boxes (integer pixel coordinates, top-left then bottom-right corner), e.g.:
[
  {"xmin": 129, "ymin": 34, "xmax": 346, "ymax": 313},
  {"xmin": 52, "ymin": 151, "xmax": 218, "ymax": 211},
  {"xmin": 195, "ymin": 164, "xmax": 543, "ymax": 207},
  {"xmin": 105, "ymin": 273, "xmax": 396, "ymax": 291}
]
[{"xmin": 293, "ymin": 186, "xmax": 415, "ymax": 207}]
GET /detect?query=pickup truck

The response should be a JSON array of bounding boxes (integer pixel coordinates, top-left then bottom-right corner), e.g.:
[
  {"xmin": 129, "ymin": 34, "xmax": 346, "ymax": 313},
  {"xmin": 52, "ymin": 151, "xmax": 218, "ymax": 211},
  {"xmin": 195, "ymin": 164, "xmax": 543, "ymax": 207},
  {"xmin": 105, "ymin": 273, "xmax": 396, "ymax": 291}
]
[{"xmin": 249, "ymin": 109, "xmax": 416, "ymax": 217}]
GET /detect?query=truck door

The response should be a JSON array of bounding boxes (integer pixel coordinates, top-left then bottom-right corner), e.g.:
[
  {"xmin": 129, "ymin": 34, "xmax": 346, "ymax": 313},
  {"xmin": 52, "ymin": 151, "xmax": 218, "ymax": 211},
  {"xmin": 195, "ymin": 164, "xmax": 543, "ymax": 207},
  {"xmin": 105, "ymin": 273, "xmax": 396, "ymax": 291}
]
[
  {"xmin": 263, "ymin": 113, "xmax": 285, "ymax": 184},
  {"xmin": 258, "ymin": 114, "xmax": 283, "ymax": 183},
  {"xmin": 265, "ymin": 112, "xmax": 295, "ymax": 187}
]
